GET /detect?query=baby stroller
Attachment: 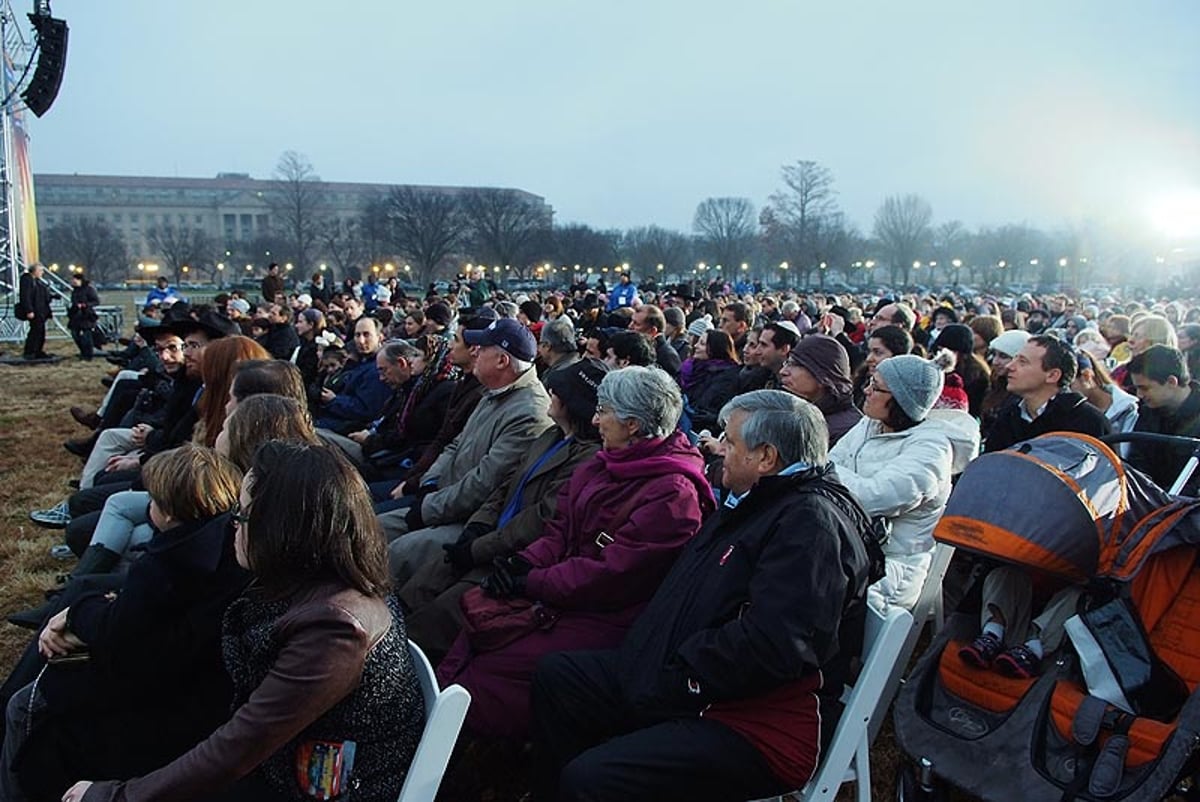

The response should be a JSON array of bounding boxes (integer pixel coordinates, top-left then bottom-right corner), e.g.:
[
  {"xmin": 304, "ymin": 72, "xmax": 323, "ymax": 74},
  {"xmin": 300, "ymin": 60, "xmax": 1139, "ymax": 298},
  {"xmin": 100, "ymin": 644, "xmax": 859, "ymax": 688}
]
[{"xmin": 893, "ymin": 432, "xmax": 1200, "ymax": 802}]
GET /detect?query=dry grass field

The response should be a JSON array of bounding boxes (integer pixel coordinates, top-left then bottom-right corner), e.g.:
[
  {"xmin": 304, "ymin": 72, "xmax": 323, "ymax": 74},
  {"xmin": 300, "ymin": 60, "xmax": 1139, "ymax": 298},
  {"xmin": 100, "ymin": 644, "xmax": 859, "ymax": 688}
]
[
  {"xmin": 0, "ymin": 338, "xmax": 107, "ymax": 669},
  {"xmin": 0, "ymin": 333, "xmax": 954, "ymax": 801}
]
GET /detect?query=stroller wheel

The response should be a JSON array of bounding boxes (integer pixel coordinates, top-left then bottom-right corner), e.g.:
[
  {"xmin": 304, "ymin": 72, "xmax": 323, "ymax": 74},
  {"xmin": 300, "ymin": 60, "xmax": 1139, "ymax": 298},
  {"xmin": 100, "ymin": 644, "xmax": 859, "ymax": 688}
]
[{"xmin": 896, "ymin": 760, "xmax": 945, "ymax": 802}]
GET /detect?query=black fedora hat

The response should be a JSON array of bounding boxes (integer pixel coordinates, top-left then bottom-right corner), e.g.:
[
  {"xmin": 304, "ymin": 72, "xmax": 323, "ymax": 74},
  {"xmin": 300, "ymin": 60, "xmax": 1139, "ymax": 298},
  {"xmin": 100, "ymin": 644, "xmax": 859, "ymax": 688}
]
[{"xmin": 166, "ymin": 309, "xmax": 239, "ymax": 340}]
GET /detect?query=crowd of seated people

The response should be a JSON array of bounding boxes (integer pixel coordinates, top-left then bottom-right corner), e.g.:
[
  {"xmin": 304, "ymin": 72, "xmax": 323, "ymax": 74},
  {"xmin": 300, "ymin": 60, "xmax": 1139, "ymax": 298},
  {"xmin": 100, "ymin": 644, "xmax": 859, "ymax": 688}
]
[{"xmin": 9, "ymin": 273, "xmax": 1200, "ymax": 801}]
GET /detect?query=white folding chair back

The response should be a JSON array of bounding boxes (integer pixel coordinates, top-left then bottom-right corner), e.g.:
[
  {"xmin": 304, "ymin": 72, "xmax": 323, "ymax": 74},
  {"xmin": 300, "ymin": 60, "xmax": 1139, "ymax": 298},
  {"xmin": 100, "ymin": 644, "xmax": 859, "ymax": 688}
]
[
  {"xmin": 752, "ymin": 605, "xmax": 912, "ymax": 802},
  {"xmin": 868, "ymin": 542, "xmax": 956, "ymax": 741},
  {"xmin": 396, "ymin": 640, "xmax": 472, "ymax": 802}
]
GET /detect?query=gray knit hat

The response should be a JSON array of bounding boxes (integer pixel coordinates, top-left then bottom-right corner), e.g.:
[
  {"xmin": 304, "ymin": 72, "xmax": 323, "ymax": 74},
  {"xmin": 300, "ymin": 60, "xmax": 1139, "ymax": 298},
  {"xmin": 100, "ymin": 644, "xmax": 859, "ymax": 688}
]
[
  {"xmin": 876, "ymin": 354, "xmax": 944, "ymax": 422},
  {"xmin": 686, "ymin": 314, "xmax": 713, "ymax": 339}
]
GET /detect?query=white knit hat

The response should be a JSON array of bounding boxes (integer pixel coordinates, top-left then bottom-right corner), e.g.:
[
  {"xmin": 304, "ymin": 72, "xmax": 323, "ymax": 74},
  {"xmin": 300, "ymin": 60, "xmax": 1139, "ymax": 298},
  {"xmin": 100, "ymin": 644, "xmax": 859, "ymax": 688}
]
[
  {"xmin": 687, "ymin": 314, "xmax": 714, "ymax": 339},
  {"xmin": 989, "ymin": 329, "xmax": 1031, "ymax": 358}
]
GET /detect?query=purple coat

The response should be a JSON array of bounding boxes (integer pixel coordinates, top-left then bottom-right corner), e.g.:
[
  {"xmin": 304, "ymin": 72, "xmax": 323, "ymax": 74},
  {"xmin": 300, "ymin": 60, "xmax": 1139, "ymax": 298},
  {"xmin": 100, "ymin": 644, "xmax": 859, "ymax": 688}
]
[{"xmin": 437, "ymin": 430, "xmax": 715, "ymax": 737}]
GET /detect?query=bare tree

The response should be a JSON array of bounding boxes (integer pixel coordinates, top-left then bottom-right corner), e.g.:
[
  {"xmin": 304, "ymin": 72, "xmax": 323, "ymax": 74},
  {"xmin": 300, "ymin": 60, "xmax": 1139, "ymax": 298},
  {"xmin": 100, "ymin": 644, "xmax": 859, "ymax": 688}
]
[
  {"xmin": 460, "ymin": 189, "xmax": 551, "ymax": 278},
  {"xmin": 40, "ymin": 217, "xmax": 128, "ymax": 282},
  {"xmin": 385, "ymin": 187, "xmax": 468, "ymax": 286},
  {"xmin": 356, "ymin": 192, "xmax": 392, "ymax": 278},
  {"xmin": 317, "ymin": 216, "xmax": 364, "ymax": 281},
  {"xmin": 873, "ymin": 194, "xmax": 933, "ymax": 285},
  {"xmin": 620, "ymin": 226, "xmax": 694, "ymax": 277},
  {"xmin": 550, "ymin": 223, "xmax": 620, "ymax": 270},
  {"xmin": 268, "ymin": 150, "xmax": 327, "ymax": 275},
  {"xmin": 147, "ymin": 224, "xmax": 215, "ymax": 282},
  {"xmin": 693, "ymin": 197, "xmax": 757, "ymax": 279},
  {"xmin": 809, "ymin": 213, "xmax": 862, "ymax": 290},
  {"xmin": 930, "ymin": 220, "xmax": 969, "ymax": 286}
]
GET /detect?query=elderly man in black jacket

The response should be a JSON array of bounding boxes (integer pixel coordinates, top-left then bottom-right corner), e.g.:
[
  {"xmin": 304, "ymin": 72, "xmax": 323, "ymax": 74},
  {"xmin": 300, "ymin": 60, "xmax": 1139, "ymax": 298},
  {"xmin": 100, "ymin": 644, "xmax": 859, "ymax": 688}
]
[
  {"xmin": 531, "ymin": 389, "xmax": 873, "ymax": 802},
  {"xmin": 18, "ymin": 262, "xmax": 53, "ymax": 360}
]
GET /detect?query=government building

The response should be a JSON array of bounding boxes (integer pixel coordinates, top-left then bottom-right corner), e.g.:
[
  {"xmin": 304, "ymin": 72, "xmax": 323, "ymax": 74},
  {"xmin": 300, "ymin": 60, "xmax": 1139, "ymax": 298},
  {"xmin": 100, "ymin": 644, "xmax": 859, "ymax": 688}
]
[{"xmin": 32, "ymin": 172, "xmax": 552, "ymax": 274}]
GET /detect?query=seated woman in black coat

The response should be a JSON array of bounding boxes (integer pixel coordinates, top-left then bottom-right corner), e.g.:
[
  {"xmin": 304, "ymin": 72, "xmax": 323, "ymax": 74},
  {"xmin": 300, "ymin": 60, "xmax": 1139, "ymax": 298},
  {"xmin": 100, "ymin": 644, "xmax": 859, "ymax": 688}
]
[
  {"xmin": 0, "ymin": 445, "xmax": 250, "ymax": 802},
  {"xmin": 681, "ymin": 329, "xmax": 742, "ymax": 434},
  {"xmin": 66, "ymin": 443, "xmax": 425, "ymax": 802}
]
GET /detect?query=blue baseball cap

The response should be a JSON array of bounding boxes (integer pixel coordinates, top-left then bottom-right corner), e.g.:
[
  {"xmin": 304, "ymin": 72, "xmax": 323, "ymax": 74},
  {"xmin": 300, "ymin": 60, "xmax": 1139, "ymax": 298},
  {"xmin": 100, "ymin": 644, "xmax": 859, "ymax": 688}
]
[{"xmin": 462, "ymin": 317, "xmax": 537, "ymax": 362}]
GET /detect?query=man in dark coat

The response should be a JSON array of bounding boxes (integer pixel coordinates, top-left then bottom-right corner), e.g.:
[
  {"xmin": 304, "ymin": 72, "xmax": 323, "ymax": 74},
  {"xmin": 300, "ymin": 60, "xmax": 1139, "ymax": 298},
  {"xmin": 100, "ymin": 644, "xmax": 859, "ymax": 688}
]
[
  {"xmin": 985, "ymin": 334, "xmax": 1110, "ymax": 453},
  {"xmin": 1127, "ymin": 345, "xmax": 1200, "ymax": 493},
  {"xmin": 531, "ymin": 390, "xmax": 872, "ymax": 802},
  {"xmin": 259, "ymin": 262, "xmax": 285, "ymax": 304},
  {"xmin": 18, "ymin": 262, "xmax": 53, "ymax": 359},
  {"xmin": 631, "ymin": 304, "xmax": 682, "ymax": 380}
]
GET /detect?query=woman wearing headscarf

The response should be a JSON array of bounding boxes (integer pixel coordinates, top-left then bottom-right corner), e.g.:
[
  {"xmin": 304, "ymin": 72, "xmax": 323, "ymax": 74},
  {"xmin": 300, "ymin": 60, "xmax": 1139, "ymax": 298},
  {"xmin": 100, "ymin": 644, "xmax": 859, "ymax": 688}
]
[{"xmin": 779, "ymin": 334, "xmax": 862, "ymax": 444}]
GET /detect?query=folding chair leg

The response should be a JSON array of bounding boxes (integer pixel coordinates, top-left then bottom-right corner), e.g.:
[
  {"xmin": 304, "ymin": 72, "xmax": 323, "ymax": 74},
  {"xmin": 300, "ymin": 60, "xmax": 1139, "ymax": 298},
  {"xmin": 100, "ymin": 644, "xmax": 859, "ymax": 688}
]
[
  {"xmin": 932, "ymin": 594, "xmax": 945, "ymax": 635},
  {"xmin": 855, "ymin": 734, "xmax": 870, "ymax": 802}
]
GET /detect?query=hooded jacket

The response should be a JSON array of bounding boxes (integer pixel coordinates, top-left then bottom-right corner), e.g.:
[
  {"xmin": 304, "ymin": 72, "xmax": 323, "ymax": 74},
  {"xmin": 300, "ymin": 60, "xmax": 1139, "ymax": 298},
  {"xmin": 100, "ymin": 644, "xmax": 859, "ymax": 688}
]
[
  {"xmin": 830, "ymin": 410, "xmax": 980, "ymax": 557},
  {"xmin": 521, "ymin": 430, "xmax": 715, "ymax": 622}
]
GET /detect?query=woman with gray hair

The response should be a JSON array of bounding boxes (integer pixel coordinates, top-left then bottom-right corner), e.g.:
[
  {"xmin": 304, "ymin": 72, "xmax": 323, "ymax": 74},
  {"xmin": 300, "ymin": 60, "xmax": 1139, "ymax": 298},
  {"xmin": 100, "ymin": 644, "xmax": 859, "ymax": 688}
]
[{"xmin": 437, "ymin": 365, "xmax": 715, "ymax": 738}]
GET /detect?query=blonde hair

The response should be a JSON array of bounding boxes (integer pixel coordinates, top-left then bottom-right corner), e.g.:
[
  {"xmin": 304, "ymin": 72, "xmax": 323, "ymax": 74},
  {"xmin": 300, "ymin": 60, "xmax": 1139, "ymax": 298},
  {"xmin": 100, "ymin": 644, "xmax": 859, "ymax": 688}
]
[
  {"xmin": 142, "ymin": 444, "xmax": 242, "ymax": 523},
  {"xmin": 1131, "ymin": 314, "xmax": 1177, "ymax": 349}
]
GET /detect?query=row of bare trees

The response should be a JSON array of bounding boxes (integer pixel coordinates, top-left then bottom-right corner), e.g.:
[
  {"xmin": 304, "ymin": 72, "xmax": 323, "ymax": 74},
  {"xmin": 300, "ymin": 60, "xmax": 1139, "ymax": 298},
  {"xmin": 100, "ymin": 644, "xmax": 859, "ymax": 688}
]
[{"xmin": 35, "ymin": 151, "xmax": 1135, "ymax": 290}]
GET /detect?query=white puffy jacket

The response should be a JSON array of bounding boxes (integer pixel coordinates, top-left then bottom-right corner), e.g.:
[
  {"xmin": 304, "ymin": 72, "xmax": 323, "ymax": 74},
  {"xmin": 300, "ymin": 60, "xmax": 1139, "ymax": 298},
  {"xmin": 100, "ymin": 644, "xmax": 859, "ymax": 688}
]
[{"xmin": 830, "ymin": 410, "xmax": 980, "ymax": 557}]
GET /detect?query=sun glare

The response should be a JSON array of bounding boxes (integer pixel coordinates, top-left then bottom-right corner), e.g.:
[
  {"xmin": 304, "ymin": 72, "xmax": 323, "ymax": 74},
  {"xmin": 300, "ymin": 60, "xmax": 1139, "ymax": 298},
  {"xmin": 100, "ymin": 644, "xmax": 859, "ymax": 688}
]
[{"xmin": 1147, "ymin": 189, "xmax": 1200, "ymax": 239}]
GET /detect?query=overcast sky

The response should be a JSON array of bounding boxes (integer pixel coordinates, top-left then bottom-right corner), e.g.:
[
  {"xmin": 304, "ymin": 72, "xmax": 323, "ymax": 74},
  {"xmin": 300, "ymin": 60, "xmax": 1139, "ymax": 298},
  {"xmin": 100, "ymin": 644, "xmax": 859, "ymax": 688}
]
[{"xmin": 25, "ymin": 1, "xmax": 1200, "ymax": 238}]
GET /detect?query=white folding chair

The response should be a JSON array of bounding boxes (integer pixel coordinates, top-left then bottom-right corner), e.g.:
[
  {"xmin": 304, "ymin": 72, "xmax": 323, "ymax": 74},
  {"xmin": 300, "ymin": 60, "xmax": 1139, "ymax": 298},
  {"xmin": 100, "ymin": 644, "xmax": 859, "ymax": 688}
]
[
  {"xmin": 869, "ymin": 542, "xmax": 956, "ymax": 740},
  {"xmin": 752, "ymin": 605, "xmax": 913, "ymax": 802},
  {"xmin": 396, "ymin": 639, "xmax": 472, "ymax": 802}
]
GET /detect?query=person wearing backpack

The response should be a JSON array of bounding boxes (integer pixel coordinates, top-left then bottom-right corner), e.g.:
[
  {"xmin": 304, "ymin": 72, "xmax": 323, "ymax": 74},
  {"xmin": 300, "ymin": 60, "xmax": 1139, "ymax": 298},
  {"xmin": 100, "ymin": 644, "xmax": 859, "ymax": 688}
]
[{"xmin": 531, "ymin": 390, "xmax": 874, "ymax": 802}]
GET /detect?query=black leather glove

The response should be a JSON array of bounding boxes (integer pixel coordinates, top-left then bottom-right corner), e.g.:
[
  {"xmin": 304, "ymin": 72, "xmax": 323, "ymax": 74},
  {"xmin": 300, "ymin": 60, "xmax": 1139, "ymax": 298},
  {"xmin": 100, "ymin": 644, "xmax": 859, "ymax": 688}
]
[
  {"xmin": 442, "ymin": 522, "xmax": 492, "ymax": 572},
  {"xmin": 442, "ymin": 540, "xmax": 474, "ymax": 573},
  {"xmin": 459, "ymin": 521, "xmax": 492, "ymax": 544},
  {"xmin": 480, "ymin": 555, "xmax": 534, "ymax": 599},
  {"xmin": 404, "ymin": 499, "xmax": 425, "ymax": 532}
]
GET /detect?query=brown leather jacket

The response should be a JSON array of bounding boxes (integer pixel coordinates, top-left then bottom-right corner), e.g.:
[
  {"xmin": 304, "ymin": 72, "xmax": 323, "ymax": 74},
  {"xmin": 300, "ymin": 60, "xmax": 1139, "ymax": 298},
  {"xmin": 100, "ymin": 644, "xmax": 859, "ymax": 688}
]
[{"xmin": 83, "ymin": 583, "xmax": 418, "ymax": 802}]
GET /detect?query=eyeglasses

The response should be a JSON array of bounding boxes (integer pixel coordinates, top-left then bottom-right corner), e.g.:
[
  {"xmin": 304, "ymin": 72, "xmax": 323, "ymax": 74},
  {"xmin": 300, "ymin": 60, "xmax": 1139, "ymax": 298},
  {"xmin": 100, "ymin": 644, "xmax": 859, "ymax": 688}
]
[
  {"xmin": 154, "ymin": 342, "xmax": 184, "ymax": 355},
  {"xmin": 866, "ymin": 377, "xmax": 892, "ymax": 394},
  {"xmin": 183, "ymin": 340, "xmax": 205, "ymax": 352},
  {"xmin": 230, "ymin": 502, "xmax": 250, "ymax": 527}
]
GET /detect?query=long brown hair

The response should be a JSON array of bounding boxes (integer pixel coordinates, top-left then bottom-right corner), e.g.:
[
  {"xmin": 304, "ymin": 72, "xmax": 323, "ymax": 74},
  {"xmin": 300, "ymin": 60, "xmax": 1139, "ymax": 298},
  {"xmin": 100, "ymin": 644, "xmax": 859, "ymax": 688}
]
[
  {"xmin": 244, "ymin": 441, "xmax": 390, "ymax": 598},
  {"xmin": 196, "ymin": 336, "xmax": 270, "ymax": 446},
  {"xmin": 704, "ymin": 329, "xmax": 740, "ymax": 364},
  {"xmin": 224, "ymin": 395, "xmax": 319, "ymax": 471}
]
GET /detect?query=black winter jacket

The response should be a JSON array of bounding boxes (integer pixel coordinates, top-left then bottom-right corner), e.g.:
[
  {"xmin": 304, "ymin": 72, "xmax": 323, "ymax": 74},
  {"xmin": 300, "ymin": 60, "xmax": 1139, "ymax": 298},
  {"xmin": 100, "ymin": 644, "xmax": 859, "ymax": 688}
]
[
  {"xmin": 984, "ymin": 390, "xmax": 1110, "ymax": 453},
  {"xmin": 615, "ymin": 465, "xmax": 871, "ymax": 724},
  {"xmin": 18, "ymin": 515, "xmax": 252, "ymax": 794},
  {"xmin": 1129, "ymin": 382, "xmax": 1200, "ymax": 493}
]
